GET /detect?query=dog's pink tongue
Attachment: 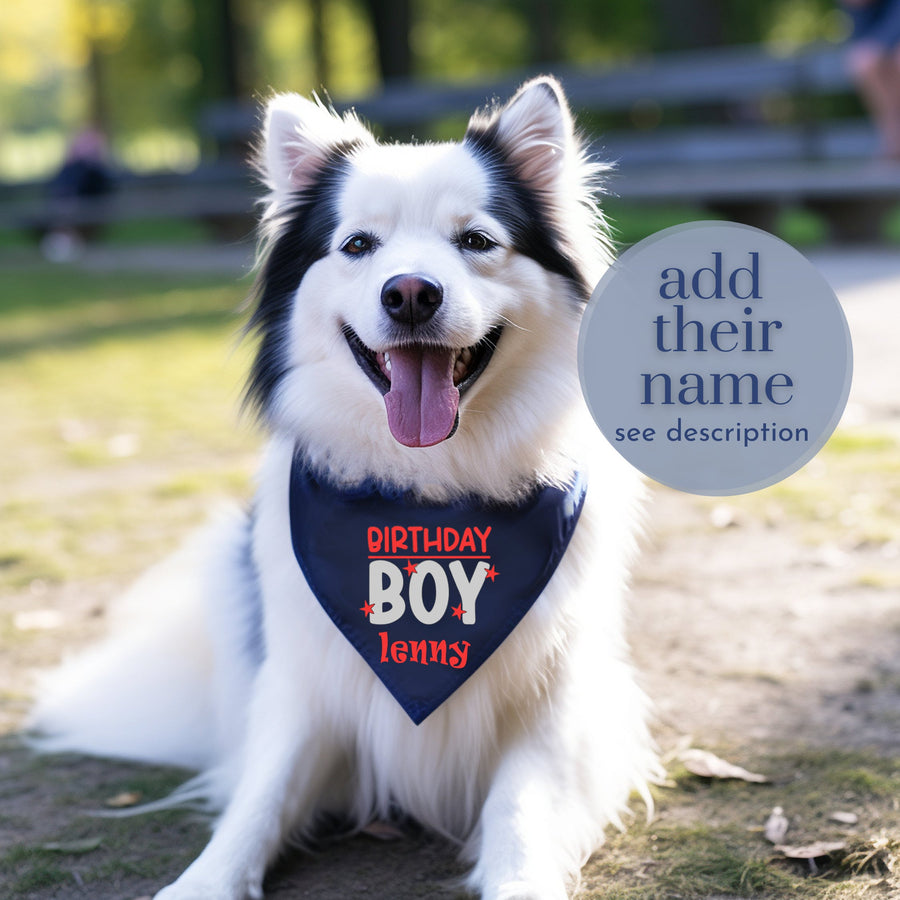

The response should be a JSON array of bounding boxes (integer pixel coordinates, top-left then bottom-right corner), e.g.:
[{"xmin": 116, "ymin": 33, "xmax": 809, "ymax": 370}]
[{"xmin": 384, "ymin": 346, "xmax": 459, "ymax": 447}]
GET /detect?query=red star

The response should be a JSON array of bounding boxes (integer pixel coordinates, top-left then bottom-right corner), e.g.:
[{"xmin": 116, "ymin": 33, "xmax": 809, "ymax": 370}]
[
  {"xmin": 451, "ymin": 603, "xmax": 464, "ymax": 620},
  {"xmin": 403, "ymin": 560, "xmax": 419, "ymax": 577},
  {"xmin": 360, "ymin": 601, "xmax": 375, "ymax": 617},
  {"xmin": 484, "ymin": 565, "xmax": 499, "ymax": 582}
]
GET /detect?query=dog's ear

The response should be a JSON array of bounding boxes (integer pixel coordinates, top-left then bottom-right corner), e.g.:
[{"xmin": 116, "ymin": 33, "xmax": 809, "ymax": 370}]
[
  {"xmin": 466, "ymin": 76, "xmax": 576, "ymax": 196},
  {"xmin": 261, "ymin": 94, "xmax": 373, "ymax": 195}
]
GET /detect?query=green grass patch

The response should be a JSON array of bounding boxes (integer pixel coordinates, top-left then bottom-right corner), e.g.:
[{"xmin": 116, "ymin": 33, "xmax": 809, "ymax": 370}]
[
  {"xmin": 7, "ymin": 860, "xmax": 73, "ymax": 893},
  {"xmin": 702, "ymin": 426, "xmax": 900, "ymax": 549},
  {"xmin": 0, "ymin": 266, "xmax": 259, "ymax": 595},
  {"xmin": 826, "ymin": 430, "xmax": 898, "ymax": 457},
  {"xmin": 603, "ymin": 202, "xmax": 712, "ymax": 249},
  {"xmin": 1, "ymin": 800, "xmax": 207, "ymax": 899},
  {"xmin": 776, "ymin": 207, "xmax": 829, "ymax": 246},
  {"xmin": 603, "ymin": 202, "xmax": 831, "ymax": 251},
  {"xmin": 882, "ymin": 206, "xmax": 900, "ymax": 244},
  {"xmin": 582, "ymin": 748, "xmax": 900, "ymax": 899},
  {"xmin": 100, "ymin": 217, "xmax": 213, "ymax": 246},
  {"xmin": 856, "ymin": 570, "xmax": 900, "ymax": 590},
  {"xmin": 0, "ymin": 739, "xmax": 209, "ymax": 899}
]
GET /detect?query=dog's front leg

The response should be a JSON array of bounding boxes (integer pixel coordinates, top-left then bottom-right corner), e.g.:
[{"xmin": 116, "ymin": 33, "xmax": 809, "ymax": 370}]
[
  {"xmin": 154, "ymin": 664, "xmax": 325, "ymax": 900},
  {"xmin": 467, "ymin": 736, "xmax": 597, "ymax": 900}
]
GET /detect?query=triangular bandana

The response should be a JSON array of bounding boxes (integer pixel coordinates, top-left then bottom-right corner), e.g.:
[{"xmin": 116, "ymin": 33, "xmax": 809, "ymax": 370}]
[{"xmin": 288, "ymin": 455, "xmax": 586, "ymax": 724}]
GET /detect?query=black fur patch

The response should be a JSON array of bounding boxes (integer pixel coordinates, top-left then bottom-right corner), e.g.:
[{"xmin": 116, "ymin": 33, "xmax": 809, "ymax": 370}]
[
  {"xmin": 464, "ymin": 119, "xmax": 590, "ymax": 302},
  {"xmin": 244, "ymin": 145, "xmax": 359, "ymax": 415}
]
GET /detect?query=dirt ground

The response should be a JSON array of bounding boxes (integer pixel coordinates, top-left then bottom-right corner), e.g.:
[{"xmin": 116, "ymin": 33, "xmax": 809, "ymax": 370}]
[
  {"xmin": 1, "ymin": 246, "xmax": 899, "ymax": 899},
  {"xmin": 633, "ymin": 248, "xmax": 900, "ymax": 755}
]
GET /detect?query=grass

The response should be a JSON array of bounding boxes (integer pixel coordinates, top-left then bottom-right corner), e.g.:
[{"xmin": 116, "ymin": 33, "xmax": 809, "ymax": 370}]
[
  {"xmin": 0, "ymin": 738, "xmax": 207, "ymax": 897},
  {"xmin": 0, "ymin": 216, "xmax": 217, "ymax": 252},
  {"xmin": 0, "ymin": 262, "xmax": 260, "ymax": 896},
  {"xmin": 21, "ymin": 740, "xmax": 900, "ymax": 900},
  {"xmin": 0, "ymin": 265, "xmax": 258, "ymax": 595},
  {"xmin": 743, "ymin": 428, "xmax": 900, "ymax": 549},
  {"xmin": 603, "ymin": 202, "xmax": 836, "ymax": 250},
  {"xmin": 580, "ymin": 748, "xmax": 900, "ymax": 899}
]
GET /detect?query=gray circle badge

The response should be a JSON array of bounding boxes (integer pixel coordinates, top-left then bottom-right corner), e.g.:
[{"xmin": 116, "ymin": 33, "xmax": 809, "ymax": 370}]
[{"xmin": 578, "ymin": 222, "xmax": 853, "ymax": 495}]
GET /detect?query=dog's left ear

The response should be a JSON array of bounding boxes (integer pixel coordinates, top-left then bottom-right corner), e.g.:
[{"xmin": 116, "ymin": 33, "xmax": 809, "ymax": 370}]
[
  {"xmin": 465, "ymin": 76, "xmax": 576, "ymax": 196},
  {"xmin": 260, "ymin": 93, "xmax": 373, "ymax": 197}
]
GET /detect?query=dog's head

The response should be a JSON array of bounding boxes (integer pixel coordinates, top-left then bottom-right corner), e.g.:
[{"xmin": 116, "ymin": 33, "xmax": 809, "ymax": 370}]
[{"xmin": 248, "ymin": 77, "xmax": 609, "ymax": 489}]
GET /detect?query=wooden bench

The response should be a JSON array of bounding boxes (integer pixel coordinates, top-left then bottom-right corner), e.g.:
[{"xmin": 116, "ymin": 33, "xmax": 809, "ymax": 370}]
[
  {"xmin": 183, "ymin": 44, "xmax": 900, "ymax": 243},
  {"xmin": 3, "ymin": 43, "xmax": 895, "ymax": 244},
  {"xmin": 0, "ymin": 162, "xmax": 257, "ymax": 243}
]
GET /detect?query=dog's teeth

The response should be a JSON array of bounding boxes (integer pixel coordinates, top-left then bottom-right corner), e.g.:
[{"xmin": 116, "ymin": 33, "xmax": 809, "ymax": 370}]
[{"xmin": 385, "ymin": 357, "xmax": 392, "ymax": 372}]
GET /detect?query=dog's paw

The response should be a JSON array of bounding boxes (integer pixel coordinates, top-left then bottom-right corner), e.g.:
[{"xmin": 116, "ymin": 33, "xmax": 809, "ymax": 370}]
[
  {"xmin": 491, "ymin": 880, "xmax": 568, "ymax": 900},
  {"xmin": 483, "ymin": 880, "xmax": 569, "ymax": 900},
  {"xmin": 153, "ymin": 873, "xmax": 263, "ymax": 900}
]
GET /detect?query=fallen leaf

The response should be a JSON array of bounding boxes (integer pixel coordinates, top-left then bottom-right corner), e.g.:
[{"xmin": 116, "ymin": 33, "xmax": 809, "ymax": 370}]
[
  {"xmin": 660, "ymin": 734, "xmax": 694, "ymax": 766},
  {"xmin": 361, "ymin": 820, "xmax": 406, "ymax": 840},
  {"xmin": 679, "ymin": 748, "xmax": 769, "ymax": 783},
  {"xmin": 105, "ymin": 791, "xmax": 142, "ymax": 808},
  {"xmin": 829, "ymin": 811, "xmax": 859, "ymax": 826},
  {"xmin": 40, "ymin": 837, "xmax": 103, "ymax": 854},
  {"xmin": 775, "ymin": 841, "xmax": 846, "ymax": 859},
  {"xmin": 764, "ymin": 806, "xmax": 789, "ymax": 844}
]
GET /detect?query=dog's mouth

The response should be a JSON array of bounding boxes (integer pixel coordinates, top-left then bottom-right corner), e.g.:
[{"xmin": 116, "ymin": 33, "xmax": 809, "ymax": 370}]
[{"xmin": 343, "ymin": 324, "xmax": 504, "ymax": 448}]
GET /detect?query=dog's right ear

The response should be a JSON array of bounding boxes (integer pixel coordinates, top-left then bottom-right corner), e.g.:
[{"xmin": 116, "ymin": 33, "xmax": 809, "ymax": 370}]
[{"xmin": 261, "ymin": 94, "xmax": 373, "ymax": 196}]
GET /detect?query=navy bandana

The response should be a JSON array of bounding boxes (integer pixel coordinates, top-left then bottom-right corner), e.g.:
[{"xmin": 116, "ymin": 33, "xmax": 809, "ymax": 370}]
[{"xmin": 288, "ymin": 455, "xmax": 586, "ymax": 724}]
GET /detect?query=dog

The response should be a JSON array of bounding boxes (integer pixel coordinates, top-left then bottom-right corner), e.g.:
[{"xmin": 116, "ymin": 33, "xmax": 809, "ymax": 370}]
[{"xmin": 31, "ymin": 76, "xmax": 656, "ymax": 900}]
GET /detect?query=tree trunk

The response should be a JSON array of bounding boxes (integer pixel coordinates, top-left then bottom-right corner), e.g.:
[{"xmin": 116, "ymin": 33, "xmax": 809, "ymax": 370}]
[
  {"xmin": 310, "ymin": 0, "xmax": 329, "ymax": 88},
  {"xmin": 528, "ymin": 0, "xmax": 560, "ymax": 66},
  {"xmin": 362, "ymin": 0, "xmax": 413, "ymax": 83}
]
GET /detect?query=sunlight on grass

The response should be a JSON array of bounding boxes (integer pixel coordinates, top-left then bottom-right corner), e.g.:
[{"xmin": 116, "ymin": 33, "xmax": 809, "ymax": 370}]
[
  {"xmin": 688, "ymin": 427, "xmax": 900, "ymax": 551},
  {"xmin": 0, "ymin": 268, "xmax": 260, "ymax": 593}
]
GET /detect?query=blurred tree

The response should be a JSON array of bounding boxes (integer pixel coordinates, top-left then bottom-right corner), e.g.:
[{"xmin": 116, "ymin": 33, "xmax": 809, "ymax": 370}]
[
  {"xmin": 73, "ymin": 0, "xmax": 134, "ymax": 132},
  {"xmin": 361, "ymin": 0, "xmax": 413, "ymax": 82},
  {"xmin": 654, "ymin": 0, "xmax": 724, "ymax": 51},
  {"xmin": 193, "ymin": 0, "xmax": 247, "ymax": 104},
  {"xmin": 310, "ymin": 0, "xmax": 328, "ymax": 86},
  {"xmin": 528, "ymin": 0, "xmax": 561, "ymax": 65},
  {"xmin": 0, "ymin": 0, "xmax": 844, "ymax": 181}
]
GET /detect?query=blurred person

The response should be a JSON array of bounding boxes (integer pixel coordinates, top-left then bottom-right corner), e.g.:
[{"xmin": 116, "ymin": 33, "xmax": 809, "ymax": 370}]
[
  {"xmin": 42, "ymin": 126, "xmax": 115, "ymax": 262},
  {"xmin": 843, "ymin": 0, "xmax": 900, "ymax": 158}
]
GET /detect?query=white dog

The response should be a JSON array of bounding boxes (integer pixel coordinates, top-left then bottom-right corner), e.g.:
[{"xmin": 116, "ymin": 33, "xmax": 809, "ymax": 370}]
[{"xmin": 32, "ymin": 76, "xmax": 656, "ymax": 899}]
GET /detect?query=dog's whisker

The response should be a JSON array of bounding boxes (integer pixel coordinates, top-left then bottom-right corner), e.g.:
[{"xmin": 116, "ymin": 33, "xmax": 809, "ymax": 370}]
[{"xmin": 496, "ymin": 314, "xmax": 530, "ymax": 334}]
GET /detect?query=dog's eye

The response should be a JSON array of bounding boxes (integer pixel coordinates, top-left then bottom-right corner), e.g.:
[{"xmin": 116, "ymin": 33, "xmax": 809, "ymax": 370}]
[
  {"xmin": 341, "ymin": 234, "xmax": 376, "ymax": 256},
  {"xmin": 458, "ymin": 231, "xmax": 496, "ymax": 253}
]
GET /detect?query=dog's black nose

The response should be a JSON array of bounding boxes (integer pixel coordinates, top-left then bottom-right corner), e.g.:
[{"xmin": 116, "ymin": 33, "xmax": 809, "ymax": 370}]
[{"xmin": 381, "ymin": 274, "xmax": 443, "ymax": 326}]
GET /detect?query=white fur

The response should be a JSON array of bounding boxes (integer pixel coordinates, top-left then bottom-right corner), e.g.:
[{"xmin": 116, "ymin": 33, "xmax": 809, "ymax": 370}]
[{"xmin": 30, "ymin": 77, "xmax": 656, "ymax": 899}]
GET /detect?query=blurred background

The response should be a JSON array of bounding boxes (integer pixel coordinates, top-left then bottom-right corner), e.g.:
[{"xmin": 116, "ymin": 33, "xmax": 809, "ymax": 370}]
[
  {"xmin": 0, "ymin": 0, "xmax": 853, "ymax": 171},
  {"xmin": 2, "ymin": 0, "xmax": 892, "ymax": 251}
]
